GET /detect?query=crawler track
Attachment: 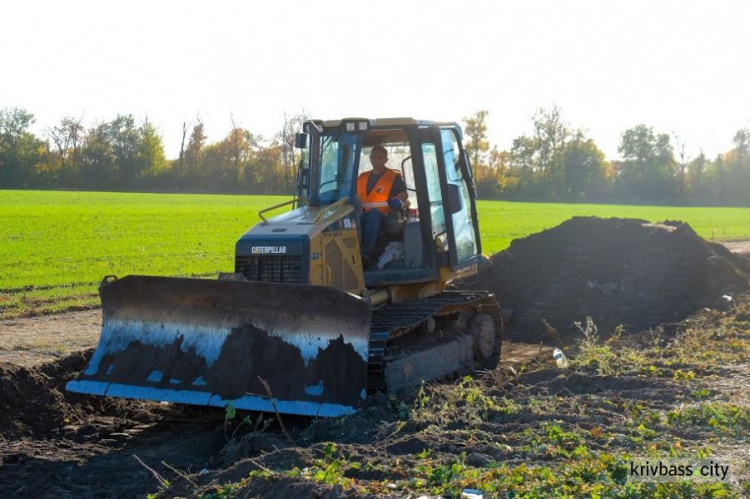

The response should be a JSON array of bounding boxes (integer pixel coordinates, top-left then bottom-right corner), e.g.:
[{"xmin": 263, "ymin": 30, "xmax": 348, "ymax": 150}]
[{"xmin": 367, "ymin": 291, "xmax": 502, "ymax": 391}]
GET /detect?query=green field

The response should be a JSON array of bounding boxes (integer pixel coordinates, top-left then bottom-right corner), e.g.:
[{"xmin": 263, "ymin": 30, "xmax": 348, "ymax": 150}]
[
  {"xmin": 2, "ymin": 190, "xmax": 750, "ymax": 319},
  {"xmin": 476, "ymin": 200, "xmax": 750, "ymax": 251}
]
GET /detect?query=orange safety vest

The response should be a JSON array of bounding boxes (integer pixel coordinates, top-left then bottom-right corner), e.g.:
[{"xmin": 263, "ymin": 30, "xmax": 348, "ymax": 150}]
[{"xmin": 357, "ymin": 168, "xmax": 399, "ymax": 214}]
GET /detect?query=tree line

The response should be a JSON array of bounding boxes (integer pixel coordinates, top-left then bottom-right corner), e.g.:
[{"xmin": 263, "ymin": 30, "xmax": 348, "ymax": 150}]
[
  {"xmin": 0, "ymin": 108, "xmax": 307, "ymax": 194},
  {"xmin": 464, "ymin": 108, "xmax": 750, "ymax": 205},
  {"xmin": 1, "ymin": 106, "xmax": 749, "ymax": 205}
]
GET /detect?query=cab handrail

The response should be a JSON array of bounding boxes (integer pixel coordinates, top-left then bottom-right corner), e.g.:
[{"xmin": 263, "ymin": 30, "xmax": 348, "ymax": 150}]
[
  {"xmin": 258, "ymin": 198, "xmax": 304, "ymax": 224},
  {"xmin": 314, "ymin": 196, "xmax": 349, "ymax": 223}
]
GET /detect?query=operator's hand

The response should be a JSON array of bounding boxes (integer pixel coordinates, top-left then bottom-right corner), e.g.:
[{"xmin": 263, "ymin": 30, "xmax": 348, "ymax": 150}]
[{"xmin": 388, "ymin": 198, "xmax": 403, "ymax": 209}]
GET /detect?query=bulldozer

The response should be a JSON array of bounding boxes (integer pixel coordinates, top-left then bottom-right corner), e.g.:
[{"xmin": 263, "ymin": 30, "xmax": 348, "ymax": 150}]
[{"xmin": 67, "ymin": 118, "xmax": 502, "ymax": 418}]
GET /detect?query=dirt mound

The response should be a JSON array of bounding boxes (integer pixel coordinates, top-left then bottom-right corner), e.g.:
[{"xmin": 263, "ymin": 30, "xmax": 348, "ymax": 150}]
[
  {"xmin": 465, "ymin": 217, "xmax": 750, "ymax": 343},
  {"xmin": 0, "ymin": 349, "xmax": 152, "ymax": 438}
]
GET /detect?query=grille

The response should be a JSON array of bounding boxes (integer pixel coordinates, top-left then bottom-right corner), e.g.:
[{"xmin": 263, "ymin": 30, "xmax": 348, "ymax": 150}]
[{"xmin": 235, "ymin": 255, "xmax": 303, "ymax": 284}]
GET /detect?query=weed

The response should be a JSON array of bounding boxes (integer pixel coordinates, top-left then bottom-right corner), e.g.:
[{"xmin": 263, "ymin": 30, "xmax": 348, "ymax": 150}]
[
  {"xmin": 690, "ymin": 388, "xmax": 712, "ymax": 400},
  {"xmin": 202, "ymin": 482, "xmax": 239, "ymax": 499},
  {"xmin": 458, "ymin": 376, "xmax": 498, "ymax": 415},
  {"xmin": 667, "ymin": 402, "xmax": 750, "ymax": 434},
  {"xmin": 323, "ymin": 442, "xmax": 337, "ymax": 460},
  {"xmin": 224, "ymin": 402, "xmax": 236, "ymax": 422},
  {"xmin": 641, "ymin": 364, "xmax": 666, "ymax": 377},
  {"xmin": 222, "ymin": 403, "xmax": 256, "ymax": 441},
  {"xmin": 571, "ymin": 317, "xmax": 620, "ymax": 375},
  {"xmin": 388, "ymin": 396, "xmax": 411, "ymax": 421},
  {"xmin": 673, "ymin": 369, "xmax": 696, "ymax": 381}
]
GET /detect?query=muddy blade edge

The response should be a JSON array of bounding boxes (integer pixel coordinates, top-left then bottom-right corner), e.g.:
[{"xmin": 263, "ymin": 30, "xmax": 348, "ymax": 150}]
[{"xmin": 66, "ymin": 275, "xmax": 372, "ymax": 417}]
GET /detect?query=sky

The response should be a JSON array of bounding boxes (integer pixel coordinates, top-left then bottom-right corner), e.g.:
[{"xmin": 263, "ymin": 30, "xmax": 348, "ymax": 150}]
[{"xmin": 2, "ymin": 0, "xmax": 749, "ymax": 161}]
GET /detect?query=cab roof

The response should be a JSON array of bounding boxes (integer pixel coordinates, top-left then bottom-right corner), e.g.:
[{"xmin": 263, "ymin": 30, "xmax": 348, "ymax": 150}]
[{"xmin": 316, "ymin": 117, "xmax": 458, "ymax": 129}]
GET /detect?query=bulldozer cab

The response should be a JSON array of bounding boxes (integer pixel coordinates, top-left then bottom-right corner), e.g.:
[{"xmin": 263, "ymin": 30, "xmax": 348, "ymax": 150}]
[{"xmin": 297, "ymin": 118, "xmax": 482, "ymax": 284}]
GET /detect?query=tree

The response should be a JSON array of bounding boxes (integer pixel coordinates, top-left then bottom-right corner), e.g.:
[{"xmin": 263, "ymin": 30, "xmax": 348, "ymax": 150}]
[
  {"xmin": 507, "ymin": 106, "xmax": 598, "ymax": 200},
  {"xmin": 463, "ymin": 110, "xmax": 490, "ymax": 169},
  {"xmin": 250, "ymin": 143, "xmax": 284, "ymax": 193},
  {"xmin": 80, "ymin": 121, "xmax": 116, "ymax": 188},
  {"xmin": 531, "ymin": 106, "xmax": 571, "ymax": 183},
  {"xmin": 474, "ymin": 146, "xmax": 510, "ymax": 198},
  {"xmin": 138, "ymin": 119, "xmax": 167, "ymax": 178},
  {"xmin": 0, "ymin": 108, "xmax": 44, "ymax": 188},
  {"xmin": 182, "ymin": 119, "xmax": 206, "ymax": 180},
  {"xmin": 47, "ymin": 116, "xmax": 84, "ymax": 173},
  {"xmin": 108, "ymin": 115, "xmax": 142, "ymax": 185},
  {"xmin": 688, "ymin": 150, "xmax": 709, "ymax": 202},
  {"xmin": 201, "ymin": 125, "xmax": 257, "ymax": 191},
  {"xmin": 277, "ymin": 111, "xmax": 309, "ymax": 192},
  {"xmin": 615, "ymin": 124, "xmax": 677, "ymax": 202},
  {"xmin": 726, "ymin": 128, "xmax": 750, "ymax": 204},
  {"xmin": 177, "ymin": 121, "xmax": 189, "ymax": 174},
  {"xmin": 671, "ymin": 132, "xmax": 691, "ymax": 200},
  {"xmin": 560, "ymin": 135, "xmax": 608, "ymax": 201},
  {"xmin": 733, "ymin": 128, "xmax": 749, "ymax": 167},
  {"xmin": 229, "ymin": 116, "xmax": 245, "ymax": 177}
]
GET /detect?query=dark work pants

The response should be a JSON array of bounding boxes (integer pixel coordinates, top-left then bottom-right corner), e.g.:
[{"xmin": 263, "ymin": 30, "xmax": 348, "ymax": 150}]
[{"xmin": 360, "ymin": 209, "xmax": 385, "ymax": 255}]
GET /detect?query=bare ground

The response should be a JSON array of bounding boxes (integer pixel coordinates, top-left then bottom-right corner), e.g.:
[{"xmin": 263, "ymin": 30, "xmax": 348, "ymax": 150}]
[
  {"xmin": 0, "ymin": 341, "xmax": 550, "ymax": 498},
  {"xmin": 1, "ymin": 229, "xmax": 749, "ymax": 497},
  {"xmin": 722, "ymin": 240, "xmax": 750, "ymax": 256},
  {"xmin": 0, "ymin": 310, "xmax": 100, "ymax": 367},
  {"xmin": 3, "ymin": 319, "xmax": 750, "ymax": 497}
]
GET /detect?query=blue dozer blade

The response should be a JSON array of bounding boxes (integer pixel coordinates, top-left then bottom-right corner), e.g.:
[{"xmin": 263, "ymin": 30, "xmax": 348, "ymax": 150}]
[{"xmin": 67, "ymin": 275, "xmax": 372, "ymax": 417}]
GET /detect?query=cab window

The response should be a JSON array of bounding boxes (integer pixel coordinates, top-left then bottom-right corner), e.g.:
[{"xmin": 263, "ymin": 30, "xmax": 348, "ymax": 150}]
[{"xmin": 440, "ymin": 129, "xmax": 477, "ymax": 262}]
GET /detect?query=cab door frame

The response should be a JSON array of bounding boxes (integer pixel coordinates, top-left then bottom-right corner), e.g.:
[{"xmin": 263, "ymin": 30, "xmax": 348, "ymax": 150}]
[
  {"xmin": 408, "ymin": 124, "xmax": 483, "ymax": 271},
  {"xmin": 436, "ymin": 125, "xmax": 482, "ymax": 270}
]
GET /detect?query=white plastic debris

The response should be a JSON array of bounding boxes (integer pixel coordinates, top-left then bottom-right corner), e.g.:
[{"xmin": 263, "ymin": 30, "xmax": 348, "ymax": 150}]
[
  {"xmin": 376, "ymin": 241, "xmax": 404, "ymax": 270},
  {"xmin": 461, "ymin": 489, "xmax": 484, "ymax": 499},
  {"xmin": 553, "ymin": 348, "xmax": 568, "ymax": 368}
]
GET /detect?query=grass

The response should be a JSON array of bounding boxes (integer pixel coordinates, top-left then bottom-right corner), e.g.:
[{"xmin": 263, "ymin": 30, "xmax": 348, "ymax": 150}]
[
  {"xmin": 476, "ymin": 199, "xmax": 750, "ymax": 252},
  {"xmin": 2, "ymin": 190, "xmax": 750, "ymax": 319},
  {"xmin": 0, "ymin": 190, "xmax": 285, "ymax": 318}
]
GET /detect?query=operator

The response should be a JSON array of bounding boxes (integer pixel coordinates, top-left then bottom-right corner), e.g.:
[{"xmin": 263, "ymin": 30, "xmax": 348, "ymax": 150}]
[{"xmin": 356, "ymin": 145, "xmax": 409, "ymax": 268}]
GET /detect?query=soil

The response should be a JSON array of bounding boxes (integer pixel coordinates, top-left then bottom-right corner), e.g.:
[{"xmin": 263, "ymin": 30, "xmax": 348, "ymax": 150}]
[
  {"xmin": 722, "ymin": 239, "xmax": 750, "ymax": 256},
  {"xmin": 0, "ymin": 340, "xmax": 549, "ymax": 498},
  {"xmin": 0, "ymin": 310, "xmax": 101, "ymax": 367},
  {"xmin": 0, "ymin": 351, "xmax": 228, "ymax": 497},
  {"xmin": 1, "ymin": 217, "xmax": 749, "ymax": 497},
  {"xmin": 460, "ymin": 217, "xmax": 750, "ymax": 344}
]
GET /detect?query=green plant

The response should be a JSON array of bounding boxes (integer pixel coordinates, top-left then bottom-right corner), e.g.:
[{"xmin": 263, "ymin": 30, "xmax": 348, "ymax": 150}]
[
  {"xmin": 690, "ymin": 388, "xmax": 712, "ymax": 400},
  {"xmin": 673, "ymin": 369, "xmax": 696, "ymax": 381},
  {"xmin": 222, "ymin": 403, "xmax": 255, "ymax": 441},
  {"xmin": 572, "ymin": 317, "xmax": 620, "ymax": 375},
  {"xmin": 667, "ymin": 402, "xmax": 750, "ymax": 433}
]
